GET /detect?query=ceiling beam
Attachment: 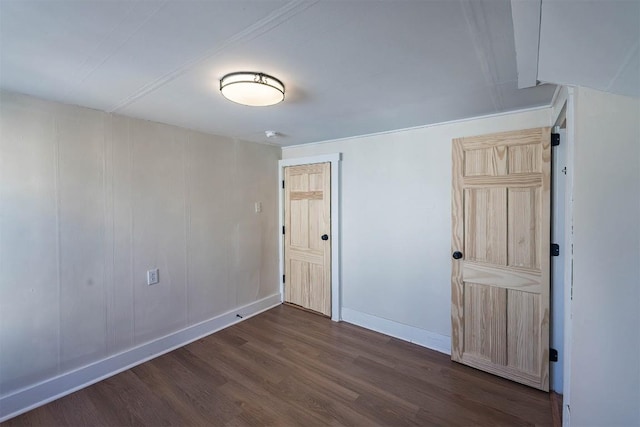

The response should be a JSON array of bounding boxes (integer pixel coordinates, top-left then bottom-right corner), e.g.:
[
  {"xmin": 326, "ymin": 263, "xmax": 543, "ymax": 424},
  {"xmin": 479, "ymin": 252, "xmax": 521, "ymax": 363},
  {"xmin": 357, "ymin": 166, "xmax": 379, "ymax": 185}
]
[{"xmin": 511, "ymin": 0, "xmax": 541, "ymax": 89}]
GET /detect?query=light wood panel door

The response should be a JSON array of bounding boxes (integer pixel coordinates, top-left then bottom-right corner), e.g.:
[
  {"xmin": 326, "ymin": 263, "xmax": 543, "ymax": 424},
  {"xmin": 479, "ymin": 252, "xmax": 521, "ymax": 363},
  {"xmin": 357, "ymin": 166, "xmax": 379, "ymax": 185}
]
[
  {"xmin": 451, "ymin": 127, "xmax": 551, "ymax": 391},
  {"xmin": 284, "ymin": 163, "xmax": 331, "ymax": 316}
]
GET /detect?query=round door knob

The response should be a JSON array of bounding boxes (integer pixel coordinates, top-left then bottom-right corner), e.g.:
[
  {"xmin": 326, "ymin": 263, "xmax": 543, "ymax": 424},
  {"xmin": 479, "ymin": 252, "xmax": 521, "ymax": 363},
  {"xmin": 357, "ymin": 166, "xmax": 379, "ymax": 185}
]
[
  {"xmin": 452, "ymin": 251, "xmax": 463, "ymax": 260},
  {"xmin": 321, "ymin": 234, "xmax": 329, "ymax": 241}
]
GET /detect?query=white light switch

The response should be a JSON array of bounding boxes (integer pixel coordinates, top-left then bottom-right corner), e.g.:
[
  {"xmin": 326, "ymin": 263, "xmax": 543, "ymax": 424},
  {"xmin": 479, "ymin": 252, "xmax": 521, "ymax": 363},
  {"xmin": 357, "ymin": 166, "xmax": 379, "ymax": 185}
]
[
  {"xmin": 254, "ymin": 202, "xmax": 262, "ymax": 213},
  {"xmin": 147, "ymin": 269, "xmax": 159, "ymax": 285}
]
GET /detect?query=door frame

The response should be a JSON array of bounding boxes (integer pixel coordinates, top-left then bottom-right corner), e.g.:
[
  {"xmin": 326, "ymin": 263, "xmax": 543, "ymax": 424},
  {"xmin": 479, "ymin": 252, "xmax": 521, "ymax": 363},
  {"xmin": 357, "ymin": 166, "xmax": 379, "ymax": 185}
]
[
  {"xmin": 551, "ymin": 86, "xmax": 575, "ymax": 425},
  {"xmin": 550, "ymin": 126, "xmax": 566, "ymax": 393},
  {"xmin": 278, "ymin": 153, "xmax": 342, "ymax": 321}
]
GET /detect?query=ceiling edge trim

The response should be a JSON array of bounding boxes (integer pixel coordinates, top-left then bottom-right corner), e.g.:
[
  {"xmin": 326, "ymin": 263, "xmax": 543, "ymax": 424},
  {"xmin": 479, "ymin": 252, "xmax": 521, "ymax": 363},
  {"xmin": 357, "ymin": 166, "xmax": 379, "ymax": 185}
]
[{"xmin": 281, "ymin": 104, "xmax": 553, "ymax": 150}]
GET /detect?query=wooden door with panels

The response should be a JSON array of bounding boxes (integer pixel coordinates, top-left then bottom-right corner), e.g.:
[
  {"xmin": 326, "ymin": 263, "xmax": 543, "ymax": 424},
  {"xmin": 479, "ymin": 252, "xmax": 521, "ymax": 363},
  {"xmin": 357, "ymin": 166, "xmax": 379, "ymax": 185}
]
[
  {"xmin": 451, "ymin": 127, "xmax": 551, "ymax": 391},
  {"xmin": 283, "ymin": 163, "xmax": 331, "ymax": 316}
]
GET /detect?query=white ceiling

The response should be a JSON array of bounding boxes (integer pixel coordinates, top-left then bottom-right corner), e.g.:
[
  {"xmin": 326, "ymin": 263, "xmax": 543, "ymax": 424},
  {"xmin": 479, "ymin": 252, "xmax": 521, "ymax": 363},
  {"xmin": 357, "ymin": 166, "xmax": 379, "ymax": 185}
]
[{"xmin": 0, "ymin": 1, "xmax": 636, "ymax": 146}]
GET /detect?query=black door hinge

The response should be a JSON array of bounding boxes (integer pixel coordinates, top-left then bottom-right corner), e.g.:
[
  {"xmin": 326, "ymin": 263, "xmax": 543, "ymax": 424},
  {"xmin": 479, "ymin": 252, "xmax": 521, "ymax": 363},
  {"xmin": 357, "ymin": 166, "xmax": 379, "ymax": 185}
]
[
  {"xmin": 282, "ymin": 226, "xmax": 285, "ymax": 235},
  {"xmin": 282, "ymin": 180, "xmax": 285, "ymax": 189},
  {"xmin": 282, "ymin": 274, "xmax": 285, "ymax": 283},
  {"xmin": 550, "ymin": 348, "xmax": 558, "ymax": 362},
  {"xmin": 551, "ymin": 133, "xmax": 560, "ymax": 146},
  {"xmin": 551, "ymin": 243, "xmax": 560, "ymax": 257}
]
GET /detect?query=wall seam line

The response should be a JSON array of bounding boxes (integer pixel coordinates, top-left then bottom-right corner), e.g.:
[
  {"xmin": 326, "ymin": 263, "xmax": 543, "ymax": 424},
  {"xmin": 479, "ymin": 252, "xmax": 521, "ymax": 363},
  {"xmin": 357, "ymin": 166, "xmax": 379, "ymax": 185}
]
[
  {"xmin": 129, "ymin": 118, "xmax": 135, "ymax": 346},
  {"xmin": 184, "ymin": 133, "xmax": 190, "ymax": 326},
  {"xmin": 110, "ymin": 116, "xmax": 116, "ymax": 351},
  {"xmin": 102, "ymin": 113, "xmax": 109, "ymax": 356},
  {"xmin": 54, "ymin": 116, "xmax": 62, "ymax": 374}
]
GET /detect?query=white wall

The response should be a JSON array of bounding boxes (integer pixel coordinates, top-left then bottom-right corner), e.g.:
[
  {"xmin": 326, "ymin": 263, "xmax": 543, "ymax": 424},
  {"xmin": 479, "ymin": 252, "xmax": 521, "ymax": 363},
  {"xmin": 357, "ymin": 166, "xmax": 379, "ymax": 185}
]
[
  {"xmin": 282, "ymin": 108, "xmax": 551, "ymax": 347},
  {"xmin": 569, "ymin": 87, "xmax": 640, "ymax": 426},
  {"xmin": 0, "ymin": 92, "xmax": 280, "ymax": 398}
]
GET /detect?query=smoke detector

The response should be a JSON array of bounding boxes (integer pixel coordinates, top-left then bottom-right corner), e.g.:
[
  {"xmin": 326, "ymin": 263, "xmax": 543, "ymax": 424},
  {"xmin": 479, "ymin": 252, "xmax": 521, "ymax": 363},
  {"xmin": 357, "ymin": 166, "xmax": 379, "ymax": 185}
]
[{"xmin": 265, "ymin": 130, "xmax": 279, "ymax": 138}]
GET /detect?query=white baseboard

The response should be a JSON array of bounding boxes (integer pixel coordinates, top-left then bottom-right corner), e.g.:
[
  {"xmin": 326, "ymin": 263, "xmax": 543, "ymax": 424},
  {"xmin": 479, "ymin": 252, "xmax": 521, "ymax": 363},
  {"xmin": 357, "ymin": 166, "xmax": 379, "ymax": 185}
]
[
  {"xmin": 341, "ymin": 307, "xmax": 451, "ymax": 355},
  {"xmin": 0, "ymin": 293, "xmax": 281, "ymax": 422}
]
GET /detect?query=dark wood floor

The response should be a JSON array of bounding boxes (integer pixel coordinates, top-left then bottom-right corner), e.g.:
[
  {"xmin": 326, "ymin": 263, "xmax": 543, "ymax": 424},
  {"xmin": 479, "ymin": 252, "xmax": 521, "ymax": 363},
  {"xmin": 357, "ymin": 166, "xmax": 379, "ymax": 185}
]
[{"xmin": 4, "ymin": 304, "xmax": 553, "ymax": 426}]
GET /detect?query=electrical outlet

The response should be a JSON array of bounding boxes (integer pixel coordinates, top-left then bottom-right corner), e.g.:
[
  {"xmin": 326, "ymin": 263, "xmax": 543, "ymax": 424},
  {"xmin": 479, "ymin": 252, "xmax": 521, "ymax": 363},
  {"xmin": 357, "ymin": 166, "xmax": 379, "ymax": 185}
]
[
  {"xmin": 147, "ymin": 269, "xmax": 159, "ymax": 285},
  {"xmin": 254, "ymin": 202, "xmax": 262, "ymax": 213}
]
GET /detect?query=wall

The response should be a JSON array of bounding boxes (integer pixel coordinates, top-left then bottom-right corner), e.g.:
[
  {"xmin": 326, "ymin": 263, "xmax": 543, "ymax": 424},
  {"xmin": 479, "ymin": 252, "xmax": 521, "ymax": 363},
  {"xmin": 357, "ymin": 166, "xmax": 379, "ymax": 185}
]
[
  {"xmin": 282, "ymin": 108, "xmax": 551, "ymax": 349},
  {"xmin": 0, "ymin": 92, "xmax": 280, "ymax": 402},
  {"xmin": 569, "ymin": 87, "xmax": 640, "ymax": 426}
]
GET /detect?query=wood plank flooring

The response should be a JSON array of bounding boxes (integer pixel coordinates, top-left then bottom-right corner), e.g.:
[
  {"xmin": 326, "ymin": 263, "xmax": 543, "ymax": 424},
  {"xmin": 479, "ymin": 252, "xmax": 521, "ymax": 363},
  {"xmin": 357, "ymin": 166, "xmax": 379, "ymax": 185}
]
[
  {"xmin": 4, "ymin": 304, "xmax": 553, "ymax": 426},
  {"xmin": 550, "ymin": 392, "xmax": 563, "ymax": 427}
]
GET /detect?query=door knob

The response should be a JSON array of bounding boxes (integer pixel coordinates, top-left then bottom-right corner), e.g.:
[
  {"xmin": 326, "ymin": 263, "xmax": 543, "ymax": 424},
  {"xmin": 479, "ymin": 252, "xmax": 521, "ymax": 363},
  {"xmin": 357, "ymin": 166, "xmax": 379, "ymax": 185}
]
[
  {"xmin": 321, "ymin": 234, "xmax": 329, "ymax": 241},
  {"xmin": 452, "ymin": 251, "xmax": 463, "ymax": 260}
]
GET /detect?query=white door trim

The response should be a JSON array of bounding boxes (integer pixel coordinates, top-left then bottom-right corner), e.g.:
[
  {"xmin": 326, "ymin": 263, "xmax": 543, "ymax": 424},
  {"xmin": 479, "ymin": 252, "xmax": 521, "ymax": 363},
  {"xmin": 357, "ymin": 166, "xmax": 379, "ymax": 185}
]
[
  {"xmin": 278, "ymin": 153, "xmax": 342, "ymax": 321},
  {"xmin": 551, "ymin": 85, "xmax": 575, "ymax": 426}
]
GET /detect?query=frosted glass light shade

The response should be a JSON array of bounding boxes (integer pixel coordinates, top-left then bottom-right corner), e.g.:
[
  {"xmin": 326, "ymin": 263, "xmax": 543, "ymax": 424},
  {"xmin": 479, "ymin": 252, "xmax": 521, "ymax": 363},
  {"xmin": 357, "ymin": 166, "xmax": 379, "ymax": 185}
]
[{"xmin": 219, "ymin": 72, "xmax": 285, "ymax": 106}]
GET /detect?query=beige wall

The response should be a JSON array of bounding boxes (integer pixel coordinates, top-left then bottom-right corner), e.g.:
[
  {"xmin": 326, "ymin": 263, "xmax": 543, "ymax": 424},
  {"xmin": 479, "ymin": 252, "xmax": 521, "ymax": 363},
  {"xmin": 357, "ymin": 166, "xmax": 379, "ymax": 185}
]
[
  {"xmin": 0, "ymin": 92, "xmax": 280, "ymax": 397},
  {"xmin": 282, "ymin": 108, "xmax": 551, "ymax": 341},
  {"xmin": 570, "ymin": 87, "xmax": 640, "ymax": 426}
]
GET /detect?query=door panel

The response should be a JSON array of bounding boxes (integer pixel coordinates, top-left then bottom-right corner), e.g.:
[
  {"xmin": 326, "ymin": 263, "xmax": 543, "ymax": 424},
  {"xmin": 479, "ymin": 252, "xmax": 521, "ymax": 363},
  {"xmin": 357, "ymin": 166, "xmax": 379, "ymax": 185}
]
[
  {"xmin": 509, "ymin": 143, "xmax": 542, "ymax": 174},
  {"xmin": 452, "ymin": 127, "xmax": 550, "ymax": 391},
  {"xmin": 464, "ymin": 188, "xmax": 507, "ymax": 265},
  {"xmin": 508, "ymin": 187, "xmax": 541, "ymax": 269},
  {"xmin": 507, "ymin": 290, "xmax": 540, "ymax": 374},
  {"xmin": 308, "ymin": 199, "xmax": 322, "ymax": 251},
  {"xmin": 463, "ymin": 283, "xmax": 507, "ymax": 364},
  {"xmin": 290, "ymin": 200, "xmax": 309, "ymax": 248},
  {"xmin": 464, "ymin": 146, "xmax": 508, "ymax": 176},
  {"xmin": 284, "ymin": 163, "xmax": 331, "ymax": 316},
  {"xmin": 308, "ymin": 263, "xmax": 329, "ymax": 315},
  {"xmin": 286, "ymin": 259, "xmax": 308, "ymax": 308}
]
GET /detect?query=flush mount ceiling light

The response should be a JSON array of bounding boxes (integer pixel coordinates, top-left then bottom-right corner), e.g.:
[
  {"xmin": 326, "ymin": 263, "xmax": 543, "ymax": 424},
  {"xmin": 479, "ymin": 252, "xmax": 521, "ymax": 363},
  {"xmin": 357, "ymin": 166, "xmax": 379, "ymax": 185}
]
[{"xmin": 219, "ymin": 72, "xmax": 285, "ymax": 107}]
